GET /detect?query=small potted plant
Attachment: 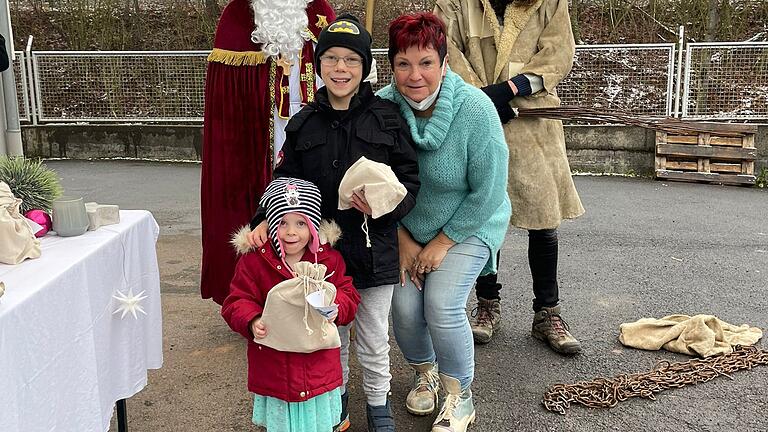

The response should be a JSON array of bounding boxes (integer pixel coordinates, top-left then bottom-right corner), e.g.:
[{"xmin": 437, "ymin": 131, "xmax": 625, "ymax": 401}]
[{"xmin": 0, "ymin": 156, "xmax": 63, "ymax": 213}]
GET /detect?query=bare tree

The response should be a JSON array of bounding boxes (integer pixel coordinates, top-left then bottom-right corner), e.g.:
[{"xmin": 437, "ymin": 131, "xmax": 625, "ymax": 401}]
[
  {"xmin": 705, "ymin": 0, "xmax": 721, "ymax": 42},
  {"xmin": 571, "ymin": 0, "xmax": 582, "ymax": 43},
  {"xmin": 206, "ymin": 0, "xmax": 220, "ymax": 21}
]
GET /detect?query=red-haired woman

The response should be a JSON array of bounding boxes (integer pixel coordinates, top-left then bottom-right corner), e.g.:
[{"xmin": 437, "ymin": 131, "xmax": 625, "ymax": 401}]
[{"xmin": 378, "ymin": 12, "xmax": 511, "ymax": 432}]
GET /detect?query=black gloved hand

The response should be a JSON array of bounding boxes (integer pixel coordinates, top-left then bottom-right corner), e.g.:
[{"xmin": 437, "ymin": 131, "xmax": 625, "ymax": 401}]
[
  {"xmin": 495, "ymin": 102, "xmax": 516, "ymax": 124},
  {"xmin": 481, "ymin": 80, "xmax": 516, "ymax": 124},
  {"xmin": 481, "ymin": 80, "xmax": 515, "ymax": 106}
]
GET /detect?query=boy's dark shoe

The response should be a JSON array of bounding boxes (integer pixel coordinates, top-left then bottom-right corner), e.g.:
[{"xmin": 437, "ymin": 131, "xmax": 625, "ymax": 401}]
[{"xmin": 366, "ymin": 398, "xmax": 395, "ymax": 432}]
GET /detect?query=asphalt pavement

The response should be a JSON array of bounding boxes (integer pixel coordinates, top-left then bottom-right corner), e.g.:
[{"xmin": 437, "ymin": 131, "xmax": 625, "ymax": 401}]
[{"xmin": 46, "ymin": 160, "xmax": 768, "ymax": 432}]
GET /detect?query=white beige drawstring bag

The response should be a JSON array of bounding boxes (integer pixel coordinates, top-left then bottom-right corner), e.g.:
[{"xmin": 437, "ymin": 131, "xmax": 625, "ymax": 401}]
[
  {"xmin": 0, "ymin": 181, "xmax": 41, "ymax": 265},
  {"xmin": 338, "ymin": 156, "xmax": 407, "ymax": 247},
  {"xmin": 258, "ymin": 261, "xmax": 341, "ymax": 353}
]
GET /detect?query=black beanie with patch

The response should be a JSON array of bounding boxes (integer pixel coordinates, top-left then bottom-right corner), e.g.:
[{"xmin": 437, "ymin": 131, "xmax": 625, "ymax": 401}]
[{"xmin": 314, "ymin": 14, "xmax": 372, "ymax": 79}]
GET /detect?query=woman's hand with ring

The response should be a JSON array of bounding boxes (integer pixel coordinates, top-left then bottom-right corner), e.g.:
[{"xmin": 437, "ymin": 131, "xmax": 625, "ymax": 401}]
[
  {"xmin": 413, "ymin": 262, "xmax": 433, "ymax": 274},
  {"xmin": 416, "ymin": 231, "xmax": 456, "ymax": 275}
]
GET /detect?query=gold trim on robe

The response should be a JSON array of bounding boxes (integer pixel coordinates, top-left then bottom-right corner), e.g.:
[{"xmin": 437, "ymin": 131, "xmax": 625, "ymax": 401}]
[
  {"xmin": 207, "ymin": 48, "xmax": 268, "ymax": 66},
  {"xmin": 268, "ymin": 60, "xmax": 277, "ymax": 169}
]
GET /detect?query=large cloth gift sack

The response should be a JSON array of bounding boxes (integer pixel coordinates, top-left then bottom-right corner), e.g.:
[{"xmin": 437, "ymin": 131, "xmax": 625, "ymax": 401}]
[
  {"xmin": 0, "ymin": 181, "xmax": 41, "ymax": 265},
  {"xmin": 259, "ymin": 261, "xmax": 341, "ymax": 353},
  {"xmin": 619, "ymin": 314, "xmax": 763, "ymax": 357}
]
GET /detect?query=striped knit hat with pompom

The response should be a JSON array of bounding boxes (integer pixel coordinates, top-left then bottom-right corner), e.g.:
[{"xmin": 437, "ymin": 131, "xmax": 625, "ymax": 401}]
[{"xmin": 259, "ymin": 177, "xmax": 323, "ymax": 259}]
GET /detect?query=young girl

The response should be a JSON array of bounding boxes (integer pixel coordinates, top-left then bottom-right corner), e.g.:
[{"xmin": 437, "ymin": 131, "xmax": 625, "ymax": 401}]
[
  {"xmin": 247, "ymin": 14, "xmax": 419, "ymax": 432},
  {"xmin": 222, "ymin": 177, "xmax": 360, "ymax": 432}
]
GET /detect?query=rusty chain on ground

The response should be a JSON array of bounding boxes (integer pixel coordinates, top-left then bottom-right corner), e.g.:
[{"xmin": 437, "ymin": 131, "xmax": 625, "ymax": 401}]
[{"xmin": 542, "ymin": 345, "xmax": 768, "ymax": 415}]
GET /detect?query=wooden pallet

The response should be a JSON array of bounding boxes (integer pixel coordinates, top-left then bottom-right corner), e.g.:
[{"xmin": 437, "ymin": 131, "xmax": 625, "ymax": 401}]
[{"xmin": 655, "ymin": 123, "xmax": 758, "ymax": 185}]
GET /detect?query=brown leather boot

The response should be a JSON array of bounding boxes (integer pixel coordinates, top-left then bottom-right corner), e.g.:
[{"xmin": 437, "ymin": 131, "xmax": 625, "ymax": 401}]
[
  {"xmin": 532, "ymin": 305, "xmax": 582, "ymax": 354},
  {"xmin": 470, "ymin": 297, "xmax": 501, "ymax": 344}
]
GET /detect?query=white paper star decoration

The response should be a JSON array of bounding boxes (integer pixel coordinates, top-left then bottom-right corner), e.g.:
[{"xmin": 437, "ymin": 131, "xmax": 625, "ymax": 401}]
[{"xmin": 113, "ymin": 289, "xmax": 148, "ymax": 319}]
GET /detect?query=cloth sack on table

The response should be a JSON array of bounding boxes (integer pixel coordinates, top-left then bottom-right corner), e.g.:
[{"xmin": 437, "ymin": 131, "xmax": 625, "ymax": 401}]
[
  {"xmin": 619, "ymin": 314, "xmax": 763, "ymax": 357},
  {"xmin": 0, "ymin": 181, "xmax": 41, "ymax": 265},
  {"xmin": 258, "ymin": 261, "xmax": 341, "ymax": 353}
]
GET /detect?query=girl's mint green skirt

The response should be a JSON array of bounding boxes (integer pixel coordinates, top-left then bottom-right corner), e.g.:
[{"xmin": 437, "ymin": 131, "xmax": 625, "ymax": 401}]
[{"xmin": 252, "ymin": 387, "xmax": 342, "ymax": 432}]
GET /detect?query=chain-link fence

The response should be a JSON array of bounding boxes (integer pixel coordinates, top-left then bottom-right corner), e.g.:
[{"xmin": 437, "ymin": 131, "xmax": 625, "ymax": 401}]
[
  {"xmin": 561, "ymin": 44, "xmax": 675, "ymax": 116},
  {"xmin": 32, "ymin": 51, "xmax": 208, "ymax": 122},
  {"xmin": 11, "ymin": 43, "xmax": 768, "ymax": 124},
  {"xmin": 682, "ymin": 42, "xmax": 768, "ymax": 120},
  {"xmin": 370, "ymin": 50, "xmax": 392, "ymax": 93}
]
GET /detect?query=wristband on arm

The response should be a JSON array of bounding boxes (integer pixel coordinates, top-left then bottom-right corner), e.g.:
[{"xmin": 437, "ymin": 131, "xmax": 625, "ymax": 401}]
[{"xmin": 510, "ymin": 74, "xmax": 533, "ymax": 97}]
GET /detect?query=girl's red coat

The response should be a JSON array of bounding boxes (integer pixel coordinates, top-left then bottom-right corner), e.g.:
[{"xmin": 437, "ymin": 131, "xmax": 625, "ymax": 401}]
[{"xmin": 221, "ymin": 244, "xmax": 359, "ymax": 402}]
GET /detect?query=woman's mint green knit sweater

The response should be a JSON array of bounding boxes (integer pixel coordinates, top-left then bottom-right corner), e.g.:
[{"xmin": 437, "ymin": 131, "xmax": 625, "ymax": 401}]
[{"xmin": 378, "ymin": 70, "xmax": 511, "ymax": 274}]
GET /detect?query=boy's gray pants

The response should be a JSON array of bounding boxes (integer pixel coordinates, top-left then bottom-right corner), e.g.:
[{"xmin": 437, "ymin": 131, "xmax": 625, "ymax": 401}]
[{"xmin": 339, "ymin": 283, "xmax": 395, "ymax": 407}]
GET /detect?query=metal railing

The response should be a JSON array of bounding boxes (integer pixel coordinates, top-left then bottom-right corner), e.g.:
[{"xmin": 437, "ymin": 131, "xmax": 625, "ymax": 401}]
[
  {"xmin": 682, "ymin": 42, "xmax": 768, "ymax": 120},
  {"xmin": 561, "ymin": 44, "xmax": 676, "ymax": 117},
  {"xmin": 370, "ymin": 50, "xmax": 392, "ymax": 93},
  {"xmin": 13, "ymin": 51, "xmax": 30, "ymax": 123},
  {"xmin": 10, "ymin": 43, "xmax": 768, "ymax": 124},
  {"xmin": 31, "ymin": 51, "xmax": 208, "ymax": 123}
]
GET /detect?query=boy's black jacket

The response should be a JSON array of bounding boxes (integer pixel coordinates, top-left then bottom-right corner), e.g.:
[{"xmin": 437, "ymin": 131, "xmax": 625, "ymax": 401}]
[{"xmin": 251, "ymin": 81, "xmax": 420, "ymax": 289}]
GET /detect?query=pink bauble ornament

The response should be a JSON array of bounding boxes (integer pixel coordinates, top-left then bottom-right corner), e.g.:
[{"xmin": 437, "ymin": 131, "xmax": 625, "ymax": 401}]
[{"xmin": 24, "ymin": 209, "xmax": 53, "ymax": 238}]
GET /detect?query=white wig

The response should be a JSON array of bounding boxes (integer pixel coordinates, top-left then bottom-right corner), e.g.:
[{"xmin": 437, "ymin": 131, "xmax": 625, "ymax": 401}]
[{"xmin": 250, "ymin": 0, "xmax": 313, "ymax": 59}]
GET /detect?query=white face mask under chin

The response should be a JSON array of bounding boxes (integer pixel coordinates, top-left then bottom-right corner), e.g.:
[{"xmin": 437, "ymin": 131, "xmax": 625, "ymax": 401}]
[{"xmin": 401, "ymin": 61, "xmax": 447, "ymax": 112}]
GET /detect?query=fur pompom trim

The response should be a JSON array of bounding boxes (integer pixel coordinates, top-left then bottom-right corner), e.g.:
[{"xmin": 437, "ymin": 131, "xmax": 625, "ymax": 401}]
[
  {"xmin": 230, "ymin": 225, "xmax": 255, "ymax": 255},
  {"xmin": 318, "ymin": 219, "xmax": 342, "ymax": 246}
]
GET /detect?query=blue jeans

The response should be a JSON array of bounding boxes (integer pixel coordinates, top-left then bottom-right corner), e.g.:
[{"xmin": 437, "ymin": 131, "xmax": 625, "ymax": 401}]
[{"xmin": 392, "ymin": 236, "xmax": 490, "ymax": 390}]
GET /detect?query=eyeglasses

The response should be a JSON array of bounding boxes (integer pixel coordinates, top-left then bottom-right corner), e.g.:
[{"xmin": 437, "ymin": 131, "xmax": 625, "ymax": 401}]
[{"xmin": 319, "ymin": 55, "xmax": 364, "ymax": 68}]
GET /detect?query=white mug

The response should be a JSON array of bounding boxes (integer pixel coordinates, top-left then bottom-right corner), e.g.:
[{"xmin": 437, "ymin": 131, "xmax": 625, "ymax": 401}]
[{"xmin": 52, "ymin": 197, "xmax": 90, "ymax": 237}]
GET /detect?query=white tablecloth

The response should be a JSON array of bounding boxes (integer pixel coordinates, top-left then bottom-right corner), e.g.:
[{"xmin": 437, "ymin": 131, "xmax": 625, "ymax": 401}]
[{"xmin": 0, "ymin": 210, "xmax": 163, "ymax": 432}]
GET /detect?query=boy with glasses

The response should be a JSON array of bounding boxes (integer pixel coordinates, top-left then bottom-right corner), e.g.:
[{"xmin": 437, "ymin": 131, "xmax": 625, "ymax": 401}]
[{"xmin": 246, "ymin": 14, "xmax": 420, "ymax": 432}]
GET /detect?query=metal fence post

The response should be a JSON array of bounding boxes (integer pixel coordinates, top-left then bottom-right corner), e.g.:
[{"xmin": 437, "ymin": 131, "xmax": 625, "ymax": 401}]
[
  {"xmin": 25, "ymin": 36, "xmax": 37, "ymax": 126},
  {"xmin": 0, "ymin": 0, "xmax": 23, "ymax": 155},
  {"xmin": 673, "ymin": 25, "xmax": 684, "ymax": 118},
  {"xmin": 681, "ymin": 45, "xmax": 693, "ymax": 118}
]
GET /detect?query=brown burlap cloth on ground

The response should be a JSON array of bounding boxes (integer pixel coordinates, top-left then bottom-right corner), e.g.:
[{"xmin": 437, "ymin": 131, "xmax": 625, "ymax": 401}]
[{"xmin": 619, "ymin": 314, "xmax": 763, "ymax": 358}]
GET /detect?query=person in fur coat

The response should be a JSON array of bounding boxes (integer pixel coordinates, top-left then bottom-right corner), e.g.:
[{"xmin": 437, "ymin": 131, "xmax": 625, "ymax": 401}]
[
  {"xmin": 222, "ymin": 177, "xmax": 360, "ymax": 432},
  {"xmin": 435, "ymin": 0, "xmax": 585, "ymax": 354}
]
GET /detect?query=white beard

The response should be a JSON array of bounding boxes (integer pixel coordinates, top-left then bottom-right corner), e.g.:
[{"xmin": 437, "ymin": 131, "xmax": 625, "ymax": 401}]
[{"xmin": 250, "ymin": 0, "xmax": 312, "ymax": 60}]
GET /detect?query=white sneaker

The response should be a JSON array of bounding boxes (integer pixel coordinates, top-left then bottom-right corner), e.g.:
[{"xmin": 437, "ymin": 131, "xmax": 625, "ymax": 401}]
[{"xmin": 431, "ymin": 374, "xmax": 476, "ymax": 432}]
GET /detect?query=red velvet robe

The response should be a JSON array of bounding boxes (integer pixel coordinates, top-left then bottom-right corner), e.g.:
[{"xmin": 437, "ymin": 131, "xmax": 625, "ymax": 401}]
[{"xmin": 201, "ymin": 0, "xmax": 335, "ymax": 304}]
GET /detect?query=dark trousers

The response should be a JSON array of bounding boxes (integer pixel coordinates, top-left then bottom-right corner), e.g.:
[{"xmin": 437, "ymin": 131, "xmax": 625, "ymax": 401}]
[{"xmin": 475, "ymin": 229, "xmax": 559, "ymax": 312}]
